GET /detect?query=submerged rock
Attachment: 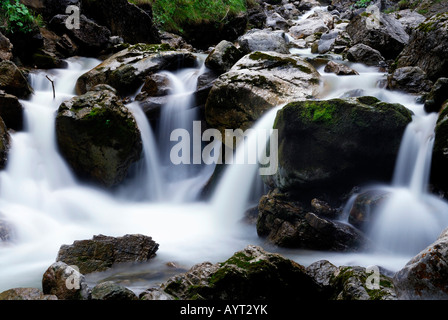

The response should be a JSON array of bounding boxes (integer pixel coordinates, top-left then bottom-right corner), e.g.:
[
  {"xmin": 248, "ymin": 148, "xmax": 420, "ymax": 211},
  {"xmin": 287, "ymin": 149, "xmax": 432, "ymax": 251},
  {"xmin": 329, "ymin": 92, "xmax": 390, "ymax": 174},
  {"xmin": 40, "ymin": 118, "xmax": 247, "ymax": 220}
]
[
  {"xmin": 0, "ymin": 288, "xmax": 57, "ymax": 300},
  {"xmin": 161, "ymin": 245, "xmax": 321, "ymax": 300},
  {"xmin": 75, "ymin": 44, "xmax": 196, "ymax": 96},
  {"xmin": 396, "ymin": 12, "xmax": 448, "ymax": 81},
  {"xmin": 394, "ymin": 228, "xmax": 448, "ymax": 299},
  {"xmin": 348, "ymin": 189, "xmax": 392, "ymax": 231},
  {"xmin": 257, "ymin": 190, "xmax": 369, "ymax": 251},
  {"xmin": 205, "ymin": 51, "xmax": 320, "ymax": 136},
  {"xmin": 56, "ymin": 234, "xmax": 159, "ymax": 274},
  {"xmin": 55, "ymin": 88, "xmax": 142, "ymax": 187},
  {"xmin": 42, "ymin": 261, "xmax": 91, "ymax": 300},
  {"xmin": 267, "ymin": 97, "xmax": 413, "ymax": 193}
]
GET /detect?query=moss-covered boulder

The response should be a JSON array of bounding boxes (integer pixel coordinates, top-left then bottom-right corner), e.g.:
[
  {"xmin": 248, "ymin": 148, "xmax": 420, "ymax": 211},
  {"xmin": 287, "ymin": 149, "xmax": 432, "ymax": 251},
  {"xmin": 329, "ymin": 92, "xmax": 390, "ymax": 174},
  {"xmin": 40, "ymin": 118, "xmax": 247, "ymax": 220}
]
[
  {"xmin": 161, "ymin": 245, "xmax": 321, "ymax": 300},
  {"xmin": 75, "ymin": 44, "xmax": 197, "ymax": 96},
  {"xmin": 257, "ymin": 190, "xmax": 369, "ymax": 251},
  {"xmin": 55, "ymin": 88, "xmax": 142, "ymax": 187},
  {"xmin": 267, "ymin": 97, "xmax": 413, "ymax": 194},
  {"xmin": 91, "ymin": 281, "xmax": 138, "ymax": 300},
  {"xmin": 205, "ymin": 51, "xmax": 320, "ymax": 137},
  {"xmin": 396, "ymin": 12, "xmax": 448, "ymax": 81},
  {"xmin": 306, "ymin": 261, "xmax": 396, "ymax": 300}
]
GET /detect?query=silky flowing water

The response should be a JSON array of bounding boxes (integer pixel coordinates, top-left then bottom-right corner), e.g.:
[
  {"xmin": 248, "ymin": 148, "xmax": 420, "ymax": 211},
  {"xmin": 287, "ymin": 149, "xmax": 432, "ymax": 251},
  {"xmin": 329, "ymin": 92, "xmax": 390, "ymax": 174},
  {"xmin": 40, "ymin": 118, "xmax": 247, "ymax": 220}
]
[{"xmin": 1, "ymin": 8, "xmax": 447, "ymax": 294}]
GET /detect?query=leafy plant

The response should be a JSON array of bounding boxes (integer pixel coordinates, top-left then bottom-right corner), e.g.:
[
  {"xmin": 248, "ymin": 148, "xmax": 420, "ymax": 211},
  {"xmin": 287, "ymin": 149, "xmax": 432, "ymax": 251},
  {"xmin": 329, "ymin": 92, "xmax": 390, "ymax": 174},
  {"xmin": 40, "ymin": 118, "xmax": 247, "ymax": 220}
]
[
  {"xmin": 354, "ymin": 0, "xmax": 373, "ymax": 8},
  {"xmin": 0, "ymin": 0, "xmax": 43, "ymax": 34}
]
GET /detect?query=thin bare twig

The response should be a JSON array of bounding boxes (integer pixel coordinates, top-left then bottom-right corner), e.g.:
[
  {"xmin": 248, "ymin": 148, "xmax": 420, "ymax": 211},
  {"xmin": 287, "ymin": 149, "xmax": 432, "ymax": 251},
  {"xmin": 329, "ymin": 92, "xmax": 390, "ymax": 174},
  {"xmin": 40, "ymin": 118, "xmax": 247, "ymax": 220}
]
[{"xmin": 46, "ymin": 75, "xmax": 55, "ymax": 99}]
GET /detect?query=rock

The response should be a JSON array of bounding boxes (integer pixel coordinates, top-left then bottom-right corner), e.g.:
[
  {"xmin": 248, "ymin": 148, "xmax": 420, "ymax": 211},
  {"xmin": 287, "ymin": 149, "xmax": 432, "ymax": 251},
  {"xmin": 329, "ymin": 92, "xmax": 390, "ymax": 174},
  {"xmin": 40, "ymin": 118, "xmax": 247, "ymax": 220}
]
[
  {"xmin": 432, "ymin": 103, "xmax": 448, "ymax": 190},
  {"xmin": 317, "ymin": 30, "xmax": 339, "ymax": 54},
  {"xmin": 346, "ymin": 5, "xmax": 409, "ymax": 59},
  {"xmin": 161, "ymin": 245, "xmax": 321, "ymax": 300},
  {"xmin": 396, "ymin": 12, "xmax": 448, "ymax": 81},
  {"xmin": 257, "ymin": 190, "xmax": 369, "ymax": 251},
  {"xmin": 49, "ymin": 14, "xmax": 111, "ymax": 56},
  {"xmin": 0, "ymin": 61, "xmax": 33, "ymax": 98},
  {"xmin": 81, "ymin": 0, "xmax": 160, "ymax": 44},
  {"xmin": 6, "ymin": 23, "xmax": 44, "ymax": 66},
  {"xmin": 306, "ymin": 260, "xmax": 396, "ymax": 300},
  {"xmin": 136, "ymin": 73, "xmax": 173, "ymax": 101},
  {"xmin": 265, "ymin": 12, "xmax": 290, "ymax": 31},
  {"xmin": 0, "ymin": 288, "xmax": 57, "ymax": 300},
  {"xmin": 205, "ymin": 40, "xmax": 245, "ymax": 74},
  {"xmin": 289, "ymin": 17, "xmax": 330, "ymax": 39},
  {"xmin": 237, "ymin": 29, "xmax": 290, "ymax": 54},
  {"xmin": 424, "ymin": 78, "xmax": 448, "ymax": 113},
  {"xmin": 91, "ymin": 281, "xmax": 138, "ymax": 300},
  {"xmin": 267, "ymin": 97, "xmax": 413, "ymax": 193},
  {"xmin": 21, "ymin": 0, "xmax": 80, "ymax": 20},
  {"xmin": 0, "ymin": 32, "xmax": 13, "ymax": 61},
  {"xmin": 394, "ymin": 228, "xmax": 448, "ymax": 299},
  {"xmin": 348, "ymin": 189, "xmax": 391, "ymax": 231},
  {"xmin": 75, "ymin": 44, "xmax": 196, "ymax": 96},
  {"xmin": 42, "ymin": 261, "xmax": 90, "ymax": 300},
  {"xmin": 346, "ymin": 43, "xmax": 385, "ymax": 67},
  {"xmin": 159, "ymin": 31, "xmax": 193, "ymax": 51},
  {"xmin": 205, "ymin": 51, "xmax": 320, "ymax": 136},
  {"xmin": 324, "ymin": 60, "xmax": 359, "ymax": 75},
  {"xmin": 140, "ymin": 288, "xmax": 173, "ymax": 300},
  {"xmin": 0, "ymin": 117, "xmax": 10, "ymax": 170},
  {"xmin": 393, "ymin": 9, "xmax": 426, "ymax": 34},
  {"xmin": 311, "ymin": 198, "xmax": 336, "ymax": 218},
  {"xmin": 179, "ymin": 11, "xmax": 248, "ymax": 50},
  {"xmin": 55, "ymin": 89, "xmax": 142, "ymax": 187},
  {"xmin": 387, "ymin": 66, "xmax": 432, "ymax": 93},
  {"xmin": 56, "ymin": 234, "xmax": 159, "ymax": 274},
  {"xmin": 0, "ymin": 216, "xmax": 14, "ymax": 243},
  {"xmin": 0, "ymin": 91, "xmax": 23, "ymax": 131}
]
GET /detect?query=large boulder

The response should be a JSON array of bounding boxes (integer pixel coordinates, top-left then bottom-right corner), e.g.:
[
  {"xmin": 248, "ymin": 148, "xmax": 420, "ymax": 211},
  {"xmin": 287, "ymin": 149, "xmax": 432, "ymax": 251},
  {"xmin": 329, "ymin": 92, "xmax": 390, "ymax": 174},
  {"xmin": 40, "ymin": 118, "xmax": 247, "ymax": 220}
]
[
  {"xmin": 205, "ymin": 51, "xmax": 320, "ymax": 135},
  {"xmin": 394, "ymin": 228, "xmax": 448, "ymax": 299},
  {"xmin": 80, "ymin": 0, "xmax": 160, "ymax": 44},
  {"xmin": 42, "ymin": 261, "xmax": 91, "ymax": 300},
  {"xmin": 267, "ymin": 97, "xmax": 413, "ymax": 193},
  {"xmin": 0, "ymin": 61, "xmax": 33, "ymax": 98},
  {"xmin": 288, "ymin": 9, "xmax": 333, "ymax": 39},
  {"xmin": 346, "ymin": 6, "xmax": 409, "ymax": 59},
  {"xmin": 56, "ymin": 234, "xmax": 159, "ymax": 274},
  {"xmin": 91, "ymin": 281, "xmax": 138, "ymax": 300},
  {"xmin": 49, "ymin": 14, "xmax": 111, "ymax": 56},
  {"xmin": 237, "ymin": 29, "xmax": 290, "ymax": 54},
  {"xmin": 396, "ymin": 12, "xmax": 448, "ymax": 81},
  {"xmin": 257, "ymin": 190, "xmax": 369, "ymax": 251},
  {"xmin": 75, "ymin": 44, "xmax": 196, "ymax": 96},
  {"xmin": 20, "ymin": 0, "xmax": 80, "ymax": 20},
  {"xmin": 161, "ymin": 245, "xmax": 322, "ymax": 300},
  {"xmin": 55, "ymin": 88, "xmax": 142, "ymax": 187}
]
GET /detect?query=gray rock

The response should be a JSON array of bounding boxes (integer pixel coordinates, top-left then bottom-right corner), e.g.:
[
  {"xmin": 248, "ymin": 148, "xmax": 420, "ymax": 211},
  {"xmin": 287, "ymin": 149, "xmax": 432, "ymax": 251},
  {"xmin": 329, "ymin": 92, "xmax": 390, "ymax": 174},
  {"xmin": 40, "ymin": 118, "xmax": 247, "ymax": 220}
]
[
  {"xmin": 387, "ymin": 66, "xmax": 432, "ymax": 93},
  {"xmin": 205, "ymin": 40, "xmax": 244, "ymax": 73},
  {"xmin": 317, "ymin": 30, "xmax": 340, "ymax": 54},
  {"xmin": 42, "ymin": 261, "xmax": 91, "ymax": 300},
  {"xmin": 237, "ymin": 29, "xmax": 290, "ymax": 54},
  {"xmin": 324, "ymin": 60, "xmax": 359, "ymax": 75},
  {"xmin": 140, "ymin": 288, "xmax": 174, "ymax": 300},
  {"xmin": 346, "ymin": 43, "xmax": 385, "ymax": 67}
]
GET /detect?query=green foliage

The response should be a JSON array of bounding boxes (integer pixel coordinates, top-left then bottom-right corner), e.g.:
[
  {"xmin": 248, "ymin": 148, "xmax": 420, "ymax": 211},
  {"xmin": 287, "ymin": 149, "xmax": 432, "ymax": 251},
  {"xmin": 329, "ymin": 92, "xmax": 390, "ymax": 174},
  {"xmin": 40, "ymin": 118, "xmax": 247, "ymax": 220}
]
[
  {"xmin": 0, "ymin": 0, "xmax": 42, "ymax": 34},
  {"xmin": 354, "ymin": 0, "xmax": 373, "ymax": 8},
  {"xmin": 129, "ymin": 0, "xmax": 250, "ymax": 34}
]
